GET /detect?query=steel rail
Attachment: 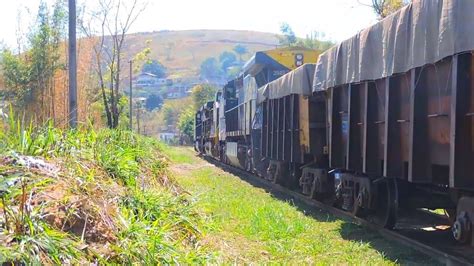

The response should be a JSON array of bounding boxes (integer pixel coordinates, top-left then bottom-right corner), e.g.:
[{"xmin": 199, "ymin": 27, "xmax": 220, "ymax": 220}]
[{"xmin": 201, "ymin": 155, "xmax": 472, "ymax": 266}]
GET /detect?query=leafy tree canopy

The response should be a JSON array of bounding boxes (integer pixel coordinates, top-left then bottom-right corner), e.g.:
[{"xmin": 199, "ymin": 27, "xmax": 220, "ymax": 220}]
[
  {"xmin": 368, "ymin": 0, "xmax": 410, "ymax": 19},
  {"xmin": 233, "ymin": 44, "xmax": 248, "ymax": 59},
  {"xmin": 296, "ymin": 31, "xmax": 334, "ymax": 52},
  {"xmin": 1, "ymin": 0, "xmax": 66, "ymax": 110},
  {"xmin": 200, "ymin": 58, "xmax": 222, "ymax": 80},
  {"xmin": 177, "ymin": 106, "xmax": 194, "ymax": 140},
  {"xmin": 225, "ymin": 66, "xmax": 241, "ymax": 80},
  {"xmin": 191, "ymin": 84, "xmax": 217, "ymax": 110},
  {"xmin": 145, "ymin": 94, "xmax": 163, "ymax": 111},
  {"xmin": 278, "ymin": 22, "xmax": 297, "ymax": 47},
  {"xmin": 162, "ymin": 103, "xmax": 176, "ymax": 126},
  {"xmin": 219, "ymin": 51, "xmax": 237, "ymax": 71},
  {"xmin": 142, "ymin": 60, "xmax": 166, "ymax": 78}
]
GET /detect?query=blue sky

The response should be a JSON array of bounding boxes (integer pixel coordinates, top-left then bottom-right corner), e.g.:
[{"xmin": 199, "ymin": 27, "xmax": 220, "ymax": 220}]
[{"xmin": 0, "ymin": 0, "xmax": 377, "ymax": 47}]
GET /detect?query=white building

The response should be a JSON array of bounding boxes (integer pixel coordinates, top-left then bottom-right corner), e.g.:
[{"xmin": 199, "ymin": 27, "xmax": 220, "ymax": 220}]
[
  {"xmin": 159, "ymin": 132, "xmax": 177, "ymax": 143},
  {"xmin": 133, "ymin": 73, "xmax": 172, "ymax": 89}
]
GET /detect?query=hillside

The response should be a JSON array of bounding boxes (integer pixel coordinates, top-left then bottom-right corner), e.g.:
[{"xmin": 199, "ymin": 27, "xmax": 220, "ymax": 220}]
[
  {"xmin": 0, "ymin": 30, "xmax": 280, "ymax": 127},
  {"xmin": 122, "ymin": 30, "xmax": 280, "ymax": 78}
]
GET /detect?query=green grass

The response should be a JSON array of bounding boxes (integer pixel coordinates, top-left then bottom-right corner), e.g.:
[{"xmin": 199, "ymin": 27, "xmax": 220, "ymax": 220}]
[
  {"xmin": 0, "ymin": 112, "xmax": 211, "ymax": 264},
  {"xmin": 0, "ymin": 108, "xmax": 440, "ymax": 265},
  {"xmin": 168, "ymin": 147, "xmax": 437, "ymax": 265},
  {"xmin": 159, "ymin": 144, "xmax": 196, "ymax": 164}
]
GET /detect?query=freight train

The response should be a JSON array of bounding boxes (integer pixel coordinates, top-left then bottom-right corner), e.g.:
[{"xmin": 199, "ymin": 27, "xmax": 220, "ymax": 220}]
[{"xmin": 195, "ymin": 0, "xmax": 474, "ymax": 246}]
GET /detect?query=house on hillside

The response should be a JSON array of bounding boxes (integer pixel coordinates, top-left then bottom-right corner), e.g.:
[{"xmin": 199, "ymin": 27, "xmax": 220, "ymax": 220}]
[
  {"xmin": 199, "ymin": 77, "xmax": 227, "ymax": 88},
  {"xmin": 163, "ymin": 77, "xmax": 200, "ymax": 99},
  {"xmin": 133, "ymin": 73, "xmax": 172, "ymax": 89},
  {"xmin": 165, "ymin": 85, "xmax": 191, "ymax": 99}
]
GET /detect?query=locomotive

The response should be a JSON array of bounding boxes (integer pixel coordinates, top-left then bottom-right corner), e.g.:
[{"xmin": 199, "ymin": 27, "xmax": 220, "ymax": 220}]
[{"xmin": 195, "ymin": 0, "xmax": 474, "ymax": 246}]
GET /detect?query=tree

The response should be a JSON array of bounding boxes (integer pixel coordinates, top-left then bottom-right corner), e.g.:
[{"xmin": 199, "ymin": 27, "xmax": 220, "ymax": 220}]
[
  {"xmin": 132, "ymin": 41, "xmax": 152, "ymax": 72},
  {"xmin": 362, "ymin": 0, "xmax": 410, "ymax": 19},
  {"xmin": 1, "ymin": 50, "xmax": 31, "ymax": 106},
  {"xmin": 142, "ymin": 60, "xmax": 166, "ymax": 78},
  {"xmin": 50, "ymin": 0, "xmax": 67, "ymax": 120},
  {"xmin": 219, "ymin": 51, "xmax": 237, "ymax": 72},
  {"xmin": 278, "ymin": 22, "xmax": 297, "ymax": 47},
  {"xmin": 297, "ymin": 31, "xmax": 334, "ymax": 51},
  {"xmin": 80, "ymin": 0, "xmax": 146, "ymax": 129},
  {"xmin": 233, "ymin": 44, "xmax": 248, "ymax": 62},
  {"xmin": 225, "ymin": 66, "xmax": 241, "ymax": 80},
  {"xmin": 160, "ymin": 98, "xmax": 190, "ymax": 127},
  {"xmin": 177, "ymin": 106, "xmax": 194, "ymax": 141},
  {"xmin": 191, "ymin": 84, "xmax": 217, "ymax": 110},
  {"xmin": 30, "ymin": 1, "xmax": 55, "ymax": 120},
  {"xmin": 147, "ymin": 96, "xmax": 192, "ymax": 132},
  {"xmin": 200, "ymin": 57, "xmax": 221, "ymax": 80},
  {"xmin": 165, "ymin": 42, "xmax": 175, "ymax": 61},
  {"xmin": 1, "ymin": 0, "xmax": 67, "ymax": 121},
  {"xmin": 145, "ymin": 93, "xmax": 163, "ymax": 111}
]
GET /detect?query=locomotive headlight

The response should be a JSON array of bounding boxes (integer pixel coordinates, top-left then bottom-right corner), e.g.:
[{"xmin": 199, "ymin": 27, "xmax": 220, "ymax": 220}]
[{"xmin": 295, "ymin": 54, "xmax": 304, "ymax": 66}]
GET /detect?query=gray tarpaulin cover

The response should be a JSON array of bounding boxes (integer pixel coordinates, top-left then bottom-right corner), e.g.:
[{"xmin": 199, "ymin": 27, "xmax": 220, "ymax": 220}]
[
  {"xmin": 313, "ymin": 0, "xmax": 474, "ymax": 92},
  {"xmin": 257, "ymin": 64, "xmax": 315, "ymax": 103}
]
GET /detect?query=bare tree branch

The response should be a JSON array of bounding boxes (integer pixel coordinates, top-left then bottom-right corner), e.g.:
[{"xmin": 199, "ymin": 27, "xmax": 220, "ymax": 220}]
[
  {"xmin": 79, "ymin": 0, "xmax": 147, "ymax": 128},
  {"xmin": 359, "ymin": 0, "xmax": 410, "ymax": 19}
]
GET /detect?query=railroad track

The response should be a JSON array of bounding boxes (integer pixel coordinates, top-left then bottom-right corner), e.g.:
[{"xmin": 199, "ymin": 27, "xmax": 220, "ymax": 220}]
[{"xmin": 201, "ymin": 155, "xmax": 474, "ymax": 265}]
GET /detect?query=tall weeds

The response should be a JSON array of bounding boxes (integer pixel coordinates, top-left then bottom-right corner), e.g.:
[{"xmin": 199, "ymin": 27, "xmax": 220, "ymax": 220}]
[{"xmin": 0, "ymin": 110, "xmax": 210, "ymax": 264}]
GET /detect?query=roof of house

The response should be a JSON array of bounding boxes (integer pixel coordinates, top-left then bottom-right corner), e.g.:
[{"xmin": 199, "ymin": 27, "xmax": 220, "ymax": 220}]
[{"xmin": 137, "ymin": 72, "xmax": 158, "ymax": 78}]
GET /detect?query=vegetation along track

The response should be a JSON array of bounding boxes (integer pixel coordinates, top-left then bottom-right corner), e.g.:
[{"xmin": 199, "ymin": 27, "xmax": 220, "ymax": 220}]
[{"xmin": 201, "ymin": 155, "xmax": 474, "ymax": 265}]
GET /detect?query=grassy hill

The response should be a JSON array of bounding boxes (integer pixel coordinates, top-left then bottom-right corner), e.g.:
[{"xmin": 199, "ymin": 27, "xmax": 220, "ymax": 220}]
[
  {"xmin": 122, "ymin": 30, "xmax": 280, "ymax": 78},
  {"xmin": 0, "ymin": 30, "xmax": 280, "ymax": 128}
]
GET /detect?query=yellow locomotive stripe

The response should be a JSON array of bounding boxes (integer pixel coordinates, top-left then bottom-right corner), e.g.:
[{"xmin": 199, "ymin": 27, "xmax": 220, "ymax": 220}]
[{"xmin": 263, "ymin": 47, "xmax": 320, "ymax": 70}]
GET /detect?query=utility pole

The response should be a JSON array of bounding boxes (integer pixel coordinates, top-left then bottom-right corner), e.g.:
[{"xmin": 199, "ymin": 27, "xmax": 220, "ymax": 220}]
[
  {"xmin": 68, "ymin": 0, "xmax": 78, "ymax": 128},
  {"xmin": 129, "ymin": 60, "xmax": 133, "ymax": 130},
  {"xmin": 136, "ymin": 102, "xmax": 141, "ymax": 134}
]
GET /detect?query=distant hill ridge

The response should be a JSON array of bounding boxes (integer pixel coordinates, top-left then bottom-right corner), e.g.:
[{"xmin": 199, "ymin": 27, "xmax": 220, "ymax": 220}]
[{"xmin": 122, "ymin": 29, "xmax": 280, "ymax": 78}]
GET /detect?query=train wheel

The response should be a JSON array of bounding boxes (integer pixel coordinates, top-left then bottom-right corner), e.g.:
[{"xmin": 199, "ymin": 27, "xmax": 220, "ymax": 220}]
[
  {"xmin": 288, "ymin": 163, "xmax": 301, "ymax": 190},
  {"xmin": 219, "ymin": 144, "xmax": 224, "ymax": 162},
  {"xmin": 352, "ymin": 190, "xmax": 366, "ymax": 218},
  {"xmin": 444, "ymin": 209, "xmax": 456, "ymax": 225},
  {"xmin": 373, "ymin": 178, "xmax": 398, "ymax": 229},
  {"xmin": 245, "ymin": 148, "xmax": 253, "ymax": 172},
  {"xmin": 453, "ymin": 212, "xmax": 472, "ymax": 244},
  {"xmin": 272, "ymin": 161, "xmax": 286, "ymax": 185},
  {"xmin": 452, "ymin": 197, "xmax": 474, "ymax": 244},
  {"xmin": 245, "ymin": 156, "xmax": 252, "ymax": 172},
  {"xmin": 324, "ymin": 171, "xmax": 342, "ymax": 207},
  {"xmin": 221, "ymin": 145, "xmax": 226, "ymax": 164}
]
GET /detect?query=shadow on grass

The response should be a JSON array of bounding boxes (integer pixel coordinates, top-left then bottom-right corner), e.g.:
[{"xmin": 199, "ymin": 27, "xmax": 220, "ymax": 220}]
[{"xmin": 201, "ymin": 156, "xmax": 439, "ymax": 265}]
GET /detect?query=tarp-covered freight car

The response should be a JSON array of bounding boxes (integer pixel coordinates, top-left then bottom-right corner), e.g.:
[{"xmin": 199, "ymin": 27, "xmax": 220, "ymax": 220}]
[
  {"xmin": 258, "ymin": 64, "xmax": 316, "ymax": 104},
  {"xmin": 313, "ymin": 0, "xmax": 474, "ymax": 92}
]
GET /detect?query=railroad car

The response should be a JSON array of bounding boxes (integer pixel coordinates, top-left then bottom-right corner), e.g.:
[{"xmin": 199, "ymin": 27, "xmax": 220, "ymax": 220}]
[
  {"xmin": 199, "ymin": 47, "xmax": 319, "ymax": 170},
  {"xmin": 309, "ymin": 0, "xmax": 474, "ymax": 241},
  {"xmin": 194, "ymin": 101, "xmax": 214, "ymax": 154},
  {"xmin": 195, "ymin": 0, "xmax": 474, "ymax": 246}
]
